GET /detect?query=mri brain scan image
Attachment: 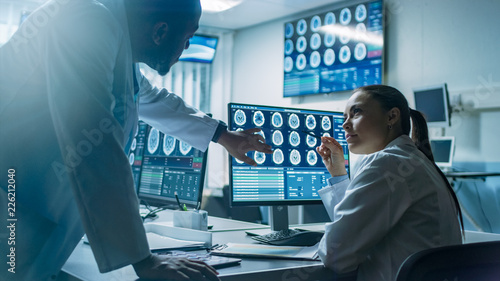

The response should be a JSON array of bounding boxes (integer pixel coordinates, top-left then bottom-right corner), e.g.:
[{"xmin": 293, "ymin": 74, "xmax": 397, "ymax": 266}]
[
  {"xmin": 285, "ymin": 22, "xmax": 294, "ymax": 38},
  {"xmin": 310, "ymin": 15, "xmax": 321, "ymax": 32},
  {"xmin": 179, "ymin": 141, "xmax": 192, "ymax": 155},
  {"xmin": 355, "ymin": 4, "xmax": 367, "ymax": 22},
  {"xmin": 310, "ymin": 33, "xmax": 321, "ymax": 50},
  {"xmin": 273, "ymin": 149, "xmax": 284, "ymax": 165},
  {"xmin": 272, "ymin": 112, "xmax": 283, "ymax": 128},
  {"xmin": 297, "ymin": 19, "xmax": 307, "ymax": 35},
  {"xmin": 296, "ymin": 54, "xmax": 307, "ymax": 70},
  {"xmin": 131, "ymin": 138, "xmax": 137, "ymax": 151},
  {"xmin": 324, "ymin": 49, "xmax": 335, "ymax": 66},
  {"xmin": 296, "ymin": 36, "xmax": 307, "ymax": 53},
  {"xmin": 163, "ymin": 135, "xmax": 176, "ymax": 156},
  {"xmin": 322, "ymin": 116, "xmax": 332, "ymax": 131},
  {"xmin": 253, "ymin": 111, "xmax": 265, "ymax": 127},
  {"xmin": 234, "ymin": 109, "xmax": 246, "ymax": 126},
  {"xmin": 147, "ymin": 128, "xmax": 160, "ymax": 154},
  {"xmin": 310, "ymin": 51, "xmax": 321, "ymax": 68},
  {"xmin": 129, "ymin": 153, "xmax": 135, "ymax": 165},
  {"xmin": 284, "ymin": 57, "xmax": 293, "ymax": 72},
  {"xmin": 340, "ymin": 8, "xmax": 352, "ymax": 25},
  {"xmin": 354, "ymin": 43, "xmax": 367, "ymax": 61},
  {"xmin": 254, "ymin": 152, "xmax": 266, "ymax": 165},
  {"xmin": 288, "ymin": 113, "xmax": 300, "ymax": 129},
  {"xmin": 306, "ymin": 135, "xmax": 318, "ymax": 148},
  {"xmin": 272, "ymin": 130, "xmax": 284, "ymax": 146},
  {"xmin": 306, "ymin": 115, "xmax": 317, "ymax": 130},
  {"xmin": 307, "ymin": 150, "xmax": 318, "ymax": 166},
  {"xmin": 289, "ymin": 131, "xmax": 301, "ymax": 147},
  {"xmin": 325, "ymin": 12, "xmax": 336, "ymax": 26},
  {"xmin": 289, "ymin": 149, "xmax": 301, "ymax": 165},
  {"xmin": 339, "ymin": 45, "xmax": 351, "ymax": 64}
]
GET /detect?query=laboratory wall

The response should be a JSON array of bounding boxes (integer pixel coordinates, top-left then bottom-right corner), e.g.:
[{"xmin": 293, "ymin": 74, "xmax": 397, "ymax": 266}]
[{"xmin": 230, "ymin": 0, "xmax": 500, "ymax": 232}]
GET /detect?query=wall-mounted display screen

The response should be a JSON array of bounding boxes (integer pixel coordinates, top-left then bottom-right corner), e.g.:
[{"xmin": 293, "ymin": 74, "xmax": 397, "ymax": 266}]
[
  {"xmin": 283, "ymin": 0, "xmax": 384, "ymax": 97},
  {"xmin": 179, "ymin": 34, "xmax": 219, "ymax": 63}
]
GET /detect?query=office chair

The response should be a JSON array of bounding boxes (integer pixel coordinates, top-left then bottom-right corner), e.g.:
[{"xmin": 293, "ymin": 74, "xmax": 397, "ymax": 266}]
[{"xmin": 396, "ymin": 241, "xmax": 500, "ymax": 281}]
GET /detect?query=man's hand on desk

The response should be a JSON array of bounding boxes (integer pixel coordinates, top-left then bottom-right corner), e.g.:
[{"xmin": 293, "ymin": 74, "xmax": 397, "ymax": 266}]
[
  {"xmin": 218, "ymin": 128, "xmax": 273, "ymax": 166},
  {"xmin": 133, "ymin": 254, "xmax": 220, "ymax": 281}
]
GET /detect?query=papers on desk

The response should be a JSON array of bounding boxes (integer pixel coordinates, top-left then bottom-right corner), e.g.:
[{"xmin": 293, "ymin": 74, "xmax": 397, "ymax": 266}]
[
  {"xmin": 146, "ymin": 232, "xmax": 206, "ymax": 251},
  {"xmin": 144, "ymin": 222, "xmax": 212, "ymax": 251},
  {"xmin": 210, "ymin": 242, "xmax": 320, "ymax": 261}
]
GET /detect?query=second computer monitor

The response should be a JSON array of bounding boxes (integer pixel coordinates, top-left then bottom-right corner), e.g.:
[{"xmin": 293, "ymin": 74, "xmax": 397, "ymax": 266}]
[
  {"xmin": 136, "ymin": 121, "xmax": 208, "ymax": 209},
  {"xmin": 228, "ymin": 103, "xmax": 349, "ymax": 207}
]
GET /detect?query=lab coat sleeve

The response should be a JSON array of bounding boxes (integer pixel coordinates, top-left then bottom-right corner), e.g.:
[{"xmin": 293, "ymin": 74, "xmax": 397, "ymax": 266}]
[
  {"xmin": 317, "ymin": 157, "xmax": 412, "ymax": 273},
  {"xmin": 137, "ymin": 72, "xmax": 218, "ymax": 152},
  {"xmin": 44, "ymin": 5, "xmax": 150, "ymax": 272}
]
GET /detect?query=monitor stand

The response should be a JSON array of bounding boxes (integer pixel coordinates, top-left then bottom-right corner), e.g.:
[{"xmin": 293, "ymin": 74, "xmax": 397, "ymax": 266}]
[
  {"xmin": 270, "ymin": 205, "xmax": 289, "ymax": 231},
  {"xmin": 245, "ymin": 206, "xmax": 296, "ymax": 236}
]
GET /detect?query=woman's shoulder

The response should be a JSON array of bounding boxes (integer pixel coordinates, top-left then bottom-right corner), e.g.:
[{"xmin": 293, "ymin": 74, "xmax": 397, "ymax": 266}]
[{"xmin": 355, "ymin": 136, "xmax": 429, "ymax": 173}]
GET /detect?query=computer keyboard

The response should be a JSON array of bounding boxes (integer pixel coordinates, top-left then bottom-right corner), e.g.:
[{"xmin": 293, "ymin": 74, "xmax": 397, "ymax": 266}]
[
  {"xmin": 157, "ymin": 250, "xmax": 241, "ymax": 269},
  {"xmin": 251, "ymin": 229, "xmax": 324, "ymax": 247}
]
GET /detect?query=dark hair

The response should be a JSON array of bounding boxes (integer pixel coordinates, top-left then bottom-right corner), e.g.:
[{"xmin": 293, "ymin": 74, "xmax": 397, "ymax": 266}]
[{"xmin": 356, "ymin": 85, "xmax": 464, "ymax": 235}]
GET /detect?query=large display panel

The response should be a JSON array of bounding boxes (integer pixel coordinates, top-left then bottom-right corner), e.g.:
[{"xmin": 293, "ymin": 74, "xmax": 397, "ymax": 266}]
[
  {"xmin": 179, "ymin": 34, "xmax": 219, "ymax": 63},
  {"xmin": 229, "ymin": 103, "xmax": 349, "ymax": 206},
  {"xmin": 283, "ymin": 0, "xmax": 384, "ymax": 97},
  {"xmin": 137, "ymin": 122, "xmax": 208, "ymax": 209},
  {"xmin": 229, "ymin": 103, "xmax": 349, "ymax": 230}
]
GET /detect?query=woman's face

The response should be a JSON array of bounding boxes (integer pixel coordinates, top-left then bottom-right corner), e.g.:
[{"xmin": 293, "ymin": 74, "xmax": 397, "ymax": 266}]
[{"xmin": 342, "ymin": 90, "xmax": 393, "ymax": 154}]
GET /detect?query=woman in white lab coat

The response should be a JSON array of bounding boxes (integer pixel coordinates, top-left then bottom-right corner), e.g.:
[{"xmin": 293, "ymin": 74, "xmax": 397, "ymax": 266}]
[{"xmin": 316, "ymin": 85, "xmax": 463, "ymax": 281}]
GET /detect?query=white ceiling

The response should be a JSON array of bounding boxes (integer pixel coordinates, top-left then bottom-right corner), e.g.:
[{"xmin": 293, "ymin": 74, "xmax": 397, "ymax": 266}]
[
  {"xmin": 0, "ymin": 0, "xmax": 343, "ymax": 30},
  {"xmin": 199, "ymin": 0, "xmax": 342, "ymax": 30}
]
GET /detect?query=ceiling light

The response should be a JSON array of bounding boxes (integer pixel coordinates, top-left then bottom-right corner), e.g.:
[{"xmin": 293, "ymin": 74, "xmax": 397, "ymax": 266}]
[{"xmin": 200, "ymin": 0, "xmax": 243, "ymax": 13}]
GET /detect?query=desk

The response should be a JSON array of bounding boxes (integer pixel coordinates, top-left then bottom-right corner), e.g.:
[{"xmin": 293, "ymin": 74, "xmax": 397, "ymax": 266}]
[
  {"xmin": 59, "ymin": 213, "xmax": 354, "ymax": 281},
  {"xmin": 444, "ymin": 171, "xmax": 500, "ymax": 181}
]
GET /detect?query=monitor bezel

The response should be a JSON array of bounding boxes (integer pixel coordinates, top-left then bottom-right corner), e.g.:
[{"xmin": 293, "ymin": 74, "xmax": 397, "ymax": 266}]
[
  {"xmin": 136, "ymin": 124, "xmax": 209, "ymax": 209},
  {"xmin": 430, "ymin": 136, "xmax": 455, "ymax": 168},
  {"xmin": 228, "ymin": 102, "xmax": 349, "ymax": 207},
  {"xmin": 412, "ymin": 83, "xmax": 451, "ymax": 127}
]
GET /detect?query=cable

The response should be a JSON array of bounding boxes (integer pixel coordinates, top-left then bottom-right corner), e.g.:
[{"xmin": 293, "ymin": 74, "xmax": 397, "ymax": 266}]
[{"xmin": 474, "ymin": 181, "xmax": 493, "ymax": 232}]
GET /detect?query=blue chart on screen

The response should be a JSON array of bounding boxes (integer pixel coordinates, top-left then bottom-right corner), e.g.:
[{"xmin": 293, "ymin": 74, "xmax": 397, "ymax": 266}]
[
  {"xmin": 228, "ymin": 103, "xmax": 350, "ymax": 205},
  {"xmin": 283, "ymin": 0, "xmax": 383, "ymax": 97}
]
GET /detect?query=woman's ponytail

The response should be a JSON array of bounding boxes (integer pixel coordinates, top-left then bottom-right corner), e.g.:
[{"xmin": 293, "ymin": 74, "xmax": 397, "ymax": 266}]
[{"xmin": 409, "ymin": 109, "xmax": 434, "ymax": 162}]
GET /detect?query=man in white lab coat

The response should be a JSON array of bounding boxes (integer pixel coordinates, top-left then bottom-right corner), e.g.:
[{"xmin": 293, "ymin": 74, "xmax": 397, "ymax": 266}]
[{"xmin": 0, "ymin": 0, "xmax": 271, "ymax": 280}]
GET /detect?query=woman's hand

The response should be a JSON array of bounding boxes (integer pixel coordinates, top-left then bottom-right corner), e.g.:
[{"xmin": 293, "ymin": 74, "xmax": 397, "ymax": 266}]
[{"xmin": 316, "ymin": 136, "xmax": 348, "ymax": 177}]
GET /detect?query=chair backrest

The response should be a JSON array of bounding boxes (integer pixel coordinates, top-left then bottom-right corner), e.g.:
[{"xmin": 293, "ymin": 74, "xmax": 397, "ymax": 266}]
[{"xmin": 396, "ymin": 241, "xmax": 500, "ymax": 281}]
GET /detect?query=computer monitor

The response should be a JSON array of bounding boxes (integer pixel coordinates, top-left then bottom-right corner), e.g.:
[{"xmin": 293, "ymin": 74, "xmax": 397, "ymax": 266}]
[
  {"xmin": 228, "ymin": 103, "xmax": 349, "ymax": 231},
  {"xmin": 136, "ymin": 122, "xmax": 208, "ymax": 209},
  {"xmin": 179, "ymin": 34, "xmax": 219, "ymax": 63},
  {"xmin": 430, "ymin": 136, "xmax": 455, "ymax": 170},
  {"xmin": 413, "ymin": 83, "xmax": 451, "ymax": 127}
]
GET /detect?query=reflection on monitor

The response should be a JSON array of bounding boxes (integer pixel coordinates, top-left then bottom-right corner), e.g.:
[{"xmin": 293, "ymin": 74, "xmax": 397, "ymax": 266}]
[
  {"xmin": 413, "ymin": 83, "xmax": 451, "ymax": 127},
  {"xmin": 430, "ymin": 137, "xmax": 455, "ymax": 169},
  {"xmin": 179, "ymin": 34, "xmax": 218, "ymax": 63},
  {"xmin": 283, "ymin": 0, "xmax": 384, "ymax": 97},
  {"xmin": 136, "ymin": 122, "xmax": 208, "ymax": 208},
  {"xmin": 228, "ymin": 103, "xmax": 349, "ymax": 230}
]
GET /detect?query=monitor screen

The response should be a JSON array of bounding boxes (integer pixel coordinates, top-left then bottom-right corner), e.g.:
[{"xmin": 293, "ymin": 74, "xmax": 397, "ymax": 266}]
[
  {"xmin": 228, "ymin": 103, "xmax": 349, "ymax": 207},
  {"xmin": 137, "ymin": 122, "xmax": 208, "ymax": 208},
  {"xmin": 430, "ymin": 137, "xmax": 455, "ymax": 168},
  {"xmin": 413, "ymin": 83, "xmax": 451, "ymax": 127},
  {"xmin": 283, "ymin": 0, "xmax": 384, "ymax": 97},
  {"xmin": 128, "ymin": 121, "xmax": 149, "ymax": 188},
  {"xmin": 179, "ymin": 34, "xmax": 218, "ymax": 63}
]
